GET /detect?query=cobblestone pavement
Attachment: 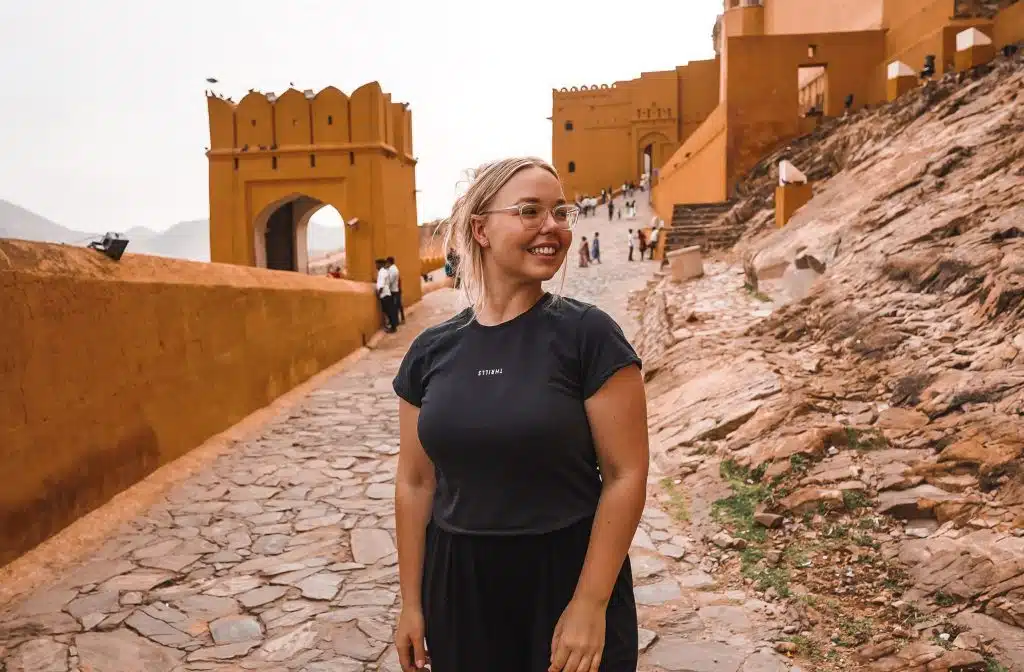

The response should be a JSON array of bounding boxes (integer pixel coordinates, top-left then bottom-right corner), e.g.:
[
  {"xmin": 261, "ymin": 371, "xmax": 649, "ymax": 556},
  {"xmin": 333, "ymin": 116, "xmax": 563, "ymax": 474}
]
[{"xmin": 0, "ymin": 193, "xmax": 792, "ymax": 671}]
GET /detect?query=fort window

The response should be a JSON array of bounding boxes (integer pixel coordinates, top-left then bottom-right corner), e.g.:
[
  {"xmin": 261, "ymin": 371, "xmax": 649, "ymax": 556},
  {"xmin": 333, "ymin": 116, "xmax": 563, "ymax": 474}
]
[
  {"xmin": 251, "ymin": 119, "xmax": 256, "ymax": 127},
  {"xmin": 327, "ymin": 115, "xmax": 334, "ymax": 125},
  {"xmin": 272, "ymin": 156, "xmax": 278, "ymax": 170},
  {"xmin": 233, "ymin": 158, "xmax": 239, "ymax": 171},
  {"xmin": 310, "ymin": 154, "xmax": 316, "ymax": 168},
  {"xmin": 568, "ymin": 161, "xmax": 576, "ymax": 173},
  {"xmin": 565, "ymin": 120, "xmax": 574, "ymax": 131}
]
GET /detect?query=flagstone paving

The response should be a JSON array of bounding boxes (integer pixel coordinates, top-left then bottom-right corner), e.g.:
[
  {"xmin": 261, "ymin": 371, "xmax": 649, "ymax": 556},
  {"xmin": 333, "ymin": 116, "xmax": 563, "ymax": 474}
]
[{"xmin": 0, "ymin": 192, "xmax": 794, "ymax": 671}]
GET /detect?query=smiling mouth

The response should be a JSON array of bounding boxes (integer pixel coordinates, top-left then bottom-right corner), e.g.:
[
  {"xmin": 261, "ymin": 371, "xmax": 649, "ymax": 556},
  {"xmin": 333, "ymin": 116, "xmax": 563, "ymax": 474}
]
[{"xmin": 527, "ymin": 245, "xmax": 559, "ymax": 257}]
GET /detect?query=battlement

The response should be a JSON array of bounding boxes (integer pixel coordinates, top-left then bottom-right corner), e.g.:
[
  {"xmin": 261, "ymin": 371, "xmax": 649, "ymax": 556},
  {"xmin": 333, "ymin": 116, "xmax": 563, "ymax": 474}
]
[
  {"xmin": 552, "ymin": 82, "xmax": 620, "ymax": 97},
  {"xmin": 206, "ymin": 82, "xmax": 413, "ymax": 159}
]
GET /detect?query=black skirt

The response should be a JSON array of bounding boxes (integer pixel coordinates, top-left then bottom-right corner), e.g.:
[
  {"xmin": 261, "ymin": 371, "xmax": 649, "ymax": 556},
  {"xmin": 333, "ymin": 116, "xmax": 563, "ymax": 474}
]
[{"xmin": 422, "ymin": 517, "xmax": 638, "ymax": 671}]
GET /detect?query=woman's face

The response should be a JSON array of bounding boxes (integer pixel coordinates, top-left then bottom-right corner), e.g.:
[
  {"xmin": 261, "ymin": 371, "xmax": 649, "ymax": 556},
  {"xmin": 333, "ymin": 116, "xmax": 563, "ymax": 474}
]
[{"xmin": 473, "ymin": 167, "xmax": 572, "ymax": 283}]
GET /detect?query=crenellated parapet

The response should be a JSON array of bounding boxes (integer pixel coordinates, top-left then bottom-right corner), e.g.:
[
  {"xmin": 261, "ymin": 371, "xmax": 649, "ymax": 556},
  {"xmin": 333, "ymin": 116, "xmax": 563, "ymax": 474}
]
[
  {"xmin": 552, "ymin": 82, "xmax": 620, "ymax": 97},
  {"xmin": 206, "ymin": 82, "xmax": 414, "ymax": 162}
]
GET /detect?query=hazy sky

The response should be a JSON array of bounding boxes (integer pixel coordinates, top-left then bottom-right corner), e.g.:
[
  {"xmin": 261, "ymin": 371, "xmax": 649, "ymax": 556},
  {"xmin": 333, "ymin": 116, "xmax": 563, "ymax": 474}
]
[{"xmin": 0, "ymin": 1, "xmax": 719, "ymax": 234}]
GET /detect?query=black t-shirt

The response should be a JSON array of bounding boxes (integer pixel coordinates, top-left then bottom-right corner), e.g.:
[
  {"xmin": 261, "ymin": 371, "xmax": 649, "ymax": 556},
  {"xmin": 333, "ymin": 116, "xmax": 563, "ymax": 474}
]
[{"xmin": 392, "ymin": 293, "xmax": 642, "ymax": 535}]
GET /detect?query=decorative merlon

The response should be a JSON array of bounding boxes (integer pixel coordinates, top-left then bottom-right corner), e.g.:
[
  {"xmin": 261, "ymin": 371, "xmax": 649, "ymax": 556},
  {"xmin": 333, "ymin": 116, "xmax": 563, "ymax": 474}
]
[
  {"xmin": 957, "ymin": 27, "xmax": 993, "ymax": 51},
  {"xmin": 887, "ymin": 61, "xmax": 916, "ymax": 80},
  {"xmin": 779, "ymin": 160, "xmax": 808, "ymax": 186}
]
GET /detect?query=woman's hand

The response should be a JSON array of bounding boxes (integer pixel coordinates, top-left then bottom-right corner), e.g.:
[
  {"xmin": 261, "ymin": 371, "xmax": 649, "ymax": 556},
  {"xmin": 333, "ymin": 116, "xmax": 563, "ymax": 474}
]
[
  {"xmin": 549, "ymin": 596, "xmax": 607, "ymax": 672},
  {"xmin": 395, "ymin": 606, "xmax": 429, "ymax": 671}
]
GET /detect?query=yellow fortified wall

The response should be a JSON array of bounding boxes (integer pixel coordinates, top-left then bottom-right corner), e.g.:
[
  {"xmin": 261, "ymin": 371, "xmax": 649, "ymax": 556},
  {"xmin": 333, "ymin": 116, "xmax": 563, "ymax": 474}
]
[
  {"xmin": 207, "ymin": 82, "xmax": 423, "ymax": 305},
  {"xmin": 551, "ymin": 60, "xmax": 720, "ymax": 200},
  {"xmin": 0, "ymin": 240, "xmax": 381, "ymax": 567}
]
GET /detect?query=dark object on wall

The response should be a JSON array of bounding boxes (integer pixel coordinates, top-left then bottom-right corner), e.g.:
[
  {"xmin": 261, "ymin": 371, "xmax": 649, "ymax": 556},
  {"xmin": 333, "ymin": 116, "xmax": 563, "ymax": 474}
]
[
  {"xmin": 921, "ymin": 55, "xmax": 937, "ymax": 78},
  {"xmin": 88, "ymin": 232, "xmax": 129, "ymax": 261}
]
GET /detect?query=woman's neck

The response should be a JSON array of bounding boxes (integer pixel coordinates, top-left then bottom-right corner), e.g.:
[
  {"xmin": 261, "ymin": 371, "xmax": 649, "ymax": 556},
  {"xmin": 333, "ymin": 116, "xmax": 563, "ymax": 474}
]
[{"xmin": 475, "ymin": 277, "xmax": 546, "ymax": 327}]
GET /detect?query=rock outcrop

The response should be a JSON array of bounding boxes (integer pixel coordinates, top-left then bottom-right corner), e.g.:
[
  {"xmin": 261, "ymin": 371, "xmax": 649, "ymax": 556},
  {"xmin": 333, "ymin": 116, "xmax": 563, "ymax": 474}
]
[{"xmin": 633, "ymin": 51, "xmax": 1024, "ymax": 671}]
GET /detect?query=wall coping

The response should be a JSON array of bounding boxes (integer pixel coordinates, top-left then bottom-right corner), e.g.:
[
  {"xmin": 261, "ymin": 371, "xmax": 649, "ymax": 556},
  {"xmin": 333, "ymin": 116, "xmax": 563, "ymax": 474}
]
[
  {"xmin": 667, "ymin": 245, "xmax": 702, "ymax": 258},
  {"xmin": 0, "ymin": 239, "xmax": 376, "ymax": 294}
]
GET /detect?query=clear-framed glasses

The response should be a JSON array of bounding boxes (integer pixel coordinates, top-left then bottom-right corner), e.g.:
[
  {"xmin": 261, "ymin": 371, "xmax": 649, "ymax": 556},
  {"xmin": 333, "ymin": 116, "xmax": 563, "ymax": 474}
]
[{"xmin": 479, "ymin": 203, "xmax": 580, "ymax": 230}]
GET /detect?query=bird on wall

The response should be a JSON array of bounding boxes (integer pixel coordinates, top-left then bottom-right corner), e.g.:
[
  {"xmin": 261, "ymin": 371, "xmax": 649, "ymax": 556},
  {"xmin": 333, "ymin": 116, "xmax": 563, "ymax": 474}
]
[{"xmin": 206, "ymin": 77, "xmax": 218, "ymax": 84}]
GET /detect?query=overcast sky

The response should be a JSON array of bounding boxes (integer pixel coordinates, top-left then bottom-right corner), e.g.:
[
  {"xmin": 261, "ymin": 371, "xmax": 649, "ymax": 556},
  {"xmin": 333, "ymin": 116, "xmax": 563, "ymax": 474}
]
[{"xmin": 0, "ymin": 0, "xmax": 719, "ymax": 234}]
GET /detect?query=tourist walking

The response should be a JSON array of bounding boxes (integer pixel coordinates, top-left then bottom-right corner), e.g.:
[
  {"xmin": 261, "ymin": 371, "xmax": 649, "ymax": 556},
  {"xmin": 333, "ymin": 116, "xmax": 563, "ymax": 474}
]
[
  {"xmin": 627, "ymin": 228, "xmax": 636, "ymax": 261},
  {"xmin": 637, "ymin": 229, "xmax": 647, "ymax": 259},
  {"xmin": 386, "ymin": 256, "xmax": 405, "ymax": 324},
  {"xmin": 578, "ymin": 235, "xmax": 591, "ymax": 267},
  {"xmin": 393, "ymin": 156, "xmax": 647, "ymax": 672},
  {"xmin": 591, "ymin": 231, "xmax": 601, "ymax": 264},
  {"xmin": 647, "ymin": 225, "xmax": 659, "ymax": 261},
  {"xmin": 375, "ymin": 258, "xmax": 398, "ymax": 333},
  {"xmin": 607, "ymin": 199, "xmax": 614, "ymax": 222}
]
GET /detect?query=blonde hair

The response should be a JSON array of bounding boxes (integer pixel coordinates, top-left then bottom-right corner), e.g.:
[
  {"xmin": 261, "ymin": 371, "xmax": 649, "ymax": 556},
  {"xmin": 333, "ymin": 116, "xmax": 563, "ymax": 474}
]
[{"xmin": 442, "ymin": 157, "xmax": 566, "ymax": 317}]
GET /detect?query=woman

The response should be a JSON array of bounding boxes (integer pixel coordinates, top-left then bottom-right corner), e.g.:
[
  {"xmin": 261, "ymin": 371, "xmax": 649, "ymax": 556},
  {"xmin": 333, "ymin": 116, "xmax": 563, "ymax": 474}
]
[
  {"xmin": 393, "ymin": 157, "xmax": 649, "ymax": 672},
  {"xmin": 579, "ymin": 235, "xmax": 591, "ymax": 268}
]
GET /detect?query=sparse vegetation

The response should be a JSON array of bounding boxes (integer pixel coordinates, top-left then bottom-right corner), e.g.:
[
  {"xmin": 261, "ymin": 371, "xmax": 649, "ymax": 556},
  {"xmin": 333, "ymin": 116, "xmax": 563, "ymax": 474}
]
[
  {"xmin": 835, "ymin": 616, "xmax": 874, "ymax": 647},
  {"xmin": 660, "ymin": 477, "xmax": 690, "ymax": 522},
  {"xmin": 788, "ymin": 635, "xmax": 823, "ymax": 661},
  {"xmin": 843, "ymin": 490, "xmax": 872, "ymax": 510},
  {"xmin": 743, "ymin": 281, "xmax": 773, "ymax": 302},
  {"xmin": 986, "ymin": 657, "xmax": 1010, "ymax": 672},
  {"xmin": 934, "ymin": 591, "xmax": 958, "ymax": 607},
  {"xmin": 713, "ymin": 460, "xmax": 773, "ymax": 542},
  {"xmin": 844, "ymin": 427, "xmax": 889, "ymax": 451}
]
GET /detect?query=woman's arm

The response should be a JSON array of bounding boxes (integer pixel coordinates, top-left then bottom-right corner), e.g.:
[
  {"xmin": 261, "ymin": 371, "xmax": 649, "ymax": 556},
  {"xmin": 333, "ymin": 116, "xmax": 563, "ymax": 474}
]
[
  {"xmin": 549, "ymin": 364, "xmax": 648, "ymax": 672},
  {"xmin": 395, "ymin": 399, "xmax": 436, "ymax": 671},
  {"xmin": 577, "ymin": 363, "xmax": 649, "ymax": 604}
]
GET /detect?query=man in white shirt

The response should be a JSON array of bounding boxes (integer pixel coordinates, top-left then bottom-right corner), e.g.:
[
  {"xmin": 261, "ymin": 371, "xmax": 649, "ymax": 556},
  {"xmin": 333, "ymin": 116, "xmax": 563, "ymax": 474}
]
[
  {"xmin": 385, "ymin": 256, "xmax": 404, "ymax": 324},
  {"xmin": 648, "ymin": 219, "xmax": 661, "ymax": 260},
  {"xmin": 375, "ymin": 258, "xmax": 397, "ymax": 333},
  {"xmin": 627, "ymin": 229, "xmax": 636, "ymax": 262}
]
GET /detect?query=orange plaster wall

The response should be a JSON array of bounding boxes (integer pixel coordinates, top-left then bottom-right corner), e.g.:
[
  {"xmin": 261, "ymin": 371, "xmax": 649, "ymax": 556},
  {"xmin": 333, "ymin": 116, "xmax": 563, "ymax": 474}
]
[
  {"xmin": 764, "ymin": 0, "xmax": 885, "ymax": 34},
  {"xmin": 0, "ymin": 240, "xmax": 381, "ymax": 566},
  {"xmin": 652, "ymin": 104, "xmax": 729, "ymax": 221},
  {"xmin": 882, "ymin": 0, "xmax": 992, "ymax": 74},
  {"xmin": 995, "ymin": 0, "xmax": 1024, "ymax": 47},
  {"xmin": 725, "ymin": 30, "xmax": 886, "ymax": 187}
]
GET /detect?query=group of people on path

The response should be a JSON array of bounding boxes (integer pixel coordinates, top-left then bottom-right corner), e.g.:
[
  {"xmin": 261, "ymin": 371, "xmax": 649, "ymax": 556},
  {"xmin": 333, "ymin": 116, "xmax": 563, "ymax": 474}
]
[
  {"xmin": 627, "ymin": 218, "xmax": 662, "ymax": 262},
  {"xmin": 375, "ymin": 256, "xmax": 404, "ymax": 333},
  {"xmin": 577, "ymin": 231, "xmax": 601, "ymax": 267}
]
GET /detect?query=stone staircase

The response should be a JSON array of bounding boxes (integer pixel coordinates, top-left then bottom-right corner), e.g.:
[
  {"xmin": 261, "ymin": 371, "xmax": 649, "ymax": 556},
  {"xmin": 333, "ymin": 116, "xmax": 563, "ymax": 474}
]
[{"xmin": 664, "ymin": 201, "xmax": 741, "ymax": 252}]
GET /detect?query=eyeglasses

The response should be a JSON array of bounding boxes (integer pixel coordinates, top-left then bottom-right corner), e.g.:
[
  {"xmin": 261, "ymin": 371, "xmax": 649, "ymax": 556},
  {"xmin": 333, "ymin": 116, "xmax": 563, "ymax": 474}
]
[{"xmin": 478, "ymin": 203, "xmax": 580, "ymax": 230}]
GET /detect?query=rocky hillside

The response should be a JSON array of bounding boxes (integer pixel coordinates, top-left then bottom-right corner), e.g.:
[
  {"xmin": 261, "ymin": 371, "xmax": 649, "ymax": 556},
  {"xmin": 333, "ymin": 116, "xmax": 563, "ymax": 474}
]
[{"xmin": 632, "ymin": 50, "xmax": 1024, "ymax": 670}]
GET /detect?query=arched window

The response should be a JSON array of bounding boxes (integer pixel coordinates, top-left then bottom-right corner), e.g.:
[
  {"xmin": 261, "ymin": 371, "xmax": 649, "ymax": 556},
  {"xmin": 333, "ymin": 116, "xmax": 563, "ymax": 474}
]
[
  {"xmin": 565, "ymin": 120, "xmax": 574, "ymax": 131},
  {"xmin": 568, "ymin": 161, "xmax": 576, "ymax": 173}
]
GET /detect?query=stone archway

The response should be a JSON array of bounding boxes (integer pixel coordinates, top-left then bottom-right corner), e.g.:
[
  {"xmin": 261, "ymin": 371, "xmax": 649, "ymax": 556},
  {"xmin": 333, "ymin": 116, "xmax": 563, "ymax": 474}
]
[
  {"xmin": 637, "ymin": 131, "xmax": 672, "ymax": 178},
  {"xmin": 252, "ymin": 193, "xmax": 334, "ymax": 274}
]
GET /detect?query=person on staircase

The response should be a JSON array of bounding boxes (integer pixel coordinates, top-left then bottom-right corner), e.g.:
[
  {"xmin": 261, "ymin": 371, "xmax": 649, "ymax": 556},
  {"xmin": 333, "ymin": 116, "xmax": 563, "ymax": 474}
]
[{"xmin": 393, "ymin": 156, "xmax": 648, "ymax": 672}]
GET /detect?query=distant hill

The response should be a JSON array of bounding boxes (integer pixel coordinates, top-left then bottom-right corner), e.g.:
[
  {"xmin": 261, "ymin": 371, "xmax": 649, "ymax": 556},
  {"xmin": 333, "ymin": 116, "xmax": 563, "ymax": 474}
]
[
  {"xmin": 0, "ymin": 200, "xmax": 91, "ymax": 245},
  {"xmin": 0, "ymin": 199, "xmax": 346, "ymax": 263}
]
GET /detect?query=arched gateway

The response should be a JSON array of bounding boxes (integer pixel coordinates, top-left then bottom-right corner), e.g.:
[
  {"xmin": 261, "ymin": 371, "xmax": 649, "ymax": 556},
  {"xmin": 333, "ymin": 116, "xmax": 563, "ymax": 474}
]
[{"xmin": 206, "ymin": 82, "xmax": 422, "ymax": 303}]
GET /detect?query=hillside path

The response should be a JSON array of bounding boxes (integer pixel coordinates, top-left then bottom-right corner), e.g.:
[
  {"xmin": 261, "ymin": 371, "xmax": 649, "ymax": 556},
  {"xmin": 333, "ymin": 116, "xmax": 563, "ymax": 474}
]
[{"xmin": 0, "ymin": 191, "xmax": 793, "ymax": 672}]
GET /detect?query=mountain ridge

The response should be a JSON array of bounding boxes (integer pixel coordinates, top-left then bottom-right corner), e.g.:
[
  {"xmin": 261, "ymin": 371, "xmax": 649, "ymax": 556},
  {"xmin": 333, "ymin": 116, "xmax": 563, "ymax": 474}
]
[{"xmin": 0, "ymin": 199, "xmax": 346, "ymax": 263}]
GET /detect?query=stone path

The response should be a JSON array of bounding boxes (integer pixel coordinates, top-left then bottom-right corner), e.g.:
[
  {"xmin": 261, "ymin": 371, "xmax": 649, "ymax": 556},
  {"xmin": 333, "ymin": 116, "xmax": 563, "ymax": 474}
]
[{"xmin": 0, "ymin": 191, "xmax": 793, "ymax": 671}]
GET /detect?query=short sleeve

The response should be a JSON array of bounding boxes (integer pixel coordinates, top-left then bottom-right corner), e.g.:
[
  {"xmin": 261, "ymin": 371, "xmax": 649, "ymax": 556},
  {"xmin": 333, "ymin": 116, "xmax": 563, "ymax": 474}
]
[
  {"xmin": 393, "ymin": 337, "xmax": 426, "ymax": 406},
  {"xmin": 578, "ymin": 307, "xmax": 642, "ymax": 399}
]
